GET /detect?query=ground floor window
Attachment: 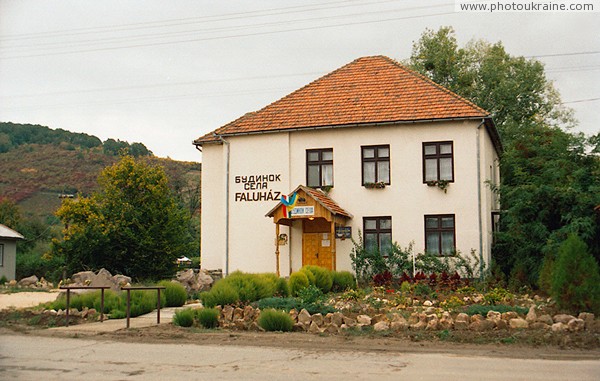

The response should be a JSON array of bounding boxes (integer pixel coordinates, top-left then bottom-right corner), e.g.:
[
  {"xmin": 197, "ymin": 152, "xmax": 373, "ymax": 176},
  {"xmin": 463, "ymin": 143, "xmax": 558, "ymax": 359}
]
[
  {"xmin": 0, "ymin": 244, "xmax": 3, "ymax": 267},
  {"xmin": 363, "ymin": 216, "xmax": 392, "ymax": 255},
  {"xmin": 425, "ymin": 214, "xmax": 455, "ymax": 255}
]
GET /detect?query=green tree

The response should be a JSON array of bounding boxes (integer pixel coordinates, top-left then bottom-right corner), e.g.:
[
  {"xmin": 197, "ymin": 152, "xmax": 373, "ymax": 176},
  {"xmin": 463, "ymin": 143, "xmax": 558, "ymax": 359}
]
[
  {"xmin": 0, "ymin": 198, "xmax": 22, "ymax": 229},
  {"xmin": 408, "ymin": 27, "xmax": 600, "ymax": 284},
  {"xmin": 550, "ymin": 235, "xmax": 600, "ymax": 314},
  {"xmin": 51, "ymin": 155, "xmax": 194, "ymax": 280}
]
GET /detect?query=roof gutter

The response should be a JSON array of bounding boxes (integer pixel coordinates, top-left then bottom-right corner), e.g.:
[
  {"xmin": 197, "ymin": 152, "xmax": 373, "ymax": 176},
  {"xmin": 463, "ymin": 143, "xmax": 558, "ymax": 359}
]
[
  {"xmin": 213, "ymin": 133, "xmax": 230, "ymax": 277},
  {"xmin": 476, "ymin": 118, "xmax": 485, "ymax": 280}
]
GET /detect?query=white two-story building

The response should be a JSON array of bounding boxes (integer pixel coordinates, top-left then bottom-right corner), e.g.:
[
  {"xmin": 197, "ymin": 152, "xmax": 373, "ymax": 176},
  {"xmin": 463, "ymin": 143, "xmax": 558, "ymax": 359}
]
[{"xmin": 194, "ymin": 56, "xmax": 501, "ymax": 277}]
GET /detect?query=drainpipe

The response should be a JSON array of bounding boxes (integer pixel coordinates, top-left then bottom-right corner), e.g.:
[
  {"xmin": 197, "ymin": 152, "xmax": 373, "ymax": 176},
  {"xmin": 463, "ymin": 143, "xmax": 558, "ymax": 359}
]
[
  {"xmin": 476, "ymin": 119, "xmax": 485, "ymax": 280},
  {"xmin": 214, "ymin": 133, "xmax": 230, "ymax": 276}
]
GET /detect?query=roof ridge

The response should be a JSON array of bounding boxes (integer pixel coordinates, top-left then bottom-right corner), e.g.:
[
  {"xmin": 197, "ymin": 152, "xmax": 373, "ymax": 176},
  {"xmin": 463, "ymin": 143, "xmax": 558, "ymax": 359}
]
[
  {"xmin": 194, "ymin": 55, "xmax": 493, "ymax": 145},
  {"xmin": 379, "ymin": 55, "xmax": 490, "ymax": 116}
]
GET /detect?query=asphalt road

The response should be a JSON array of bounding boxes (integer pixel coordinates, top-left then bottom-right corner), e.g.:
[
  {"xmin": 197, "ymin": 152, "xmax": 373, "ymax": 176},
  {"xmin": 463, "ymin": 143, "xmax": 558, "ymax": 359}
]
[{"xmin": 1, "ymin": 334, "xmax": 598, "ymax": 380}]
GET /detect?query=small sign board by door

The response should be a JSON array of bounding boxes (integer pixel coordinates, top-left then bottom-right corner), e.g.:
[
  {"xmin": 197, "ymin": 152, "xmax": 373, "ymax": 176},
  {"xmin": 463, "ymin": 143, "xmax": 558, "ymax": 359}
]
[
  {"xmin": 291, "ymin": 206, "xmax": 315, "ymax": 217},
  {"xmin": 335, "ymin": 226, "xmax": 352, "ymax": 239}
]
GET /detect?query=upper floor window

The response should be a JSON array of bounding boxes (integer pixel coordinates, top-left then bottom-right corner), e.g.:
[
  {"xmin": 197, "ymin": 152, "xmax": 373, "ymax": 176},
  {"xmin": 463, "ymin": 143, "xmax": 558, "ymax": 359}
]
[
  {"xmin": 362, "ymin": 145, "xmax": 390, "ymax": 185},
  {"xmin": 423, "ymin": 141, "xmax": 454, "ymax": 182},
  {"xmin": 425, "ymin": 214, "xmax": 455, "ymax": 255},
  {"xmin": 364, "ymin": 216, "xmax": 392, "ymax": 255},
  {"xmin": 306, "ymin": 148, "xmax": 333, "ymax": 188}
]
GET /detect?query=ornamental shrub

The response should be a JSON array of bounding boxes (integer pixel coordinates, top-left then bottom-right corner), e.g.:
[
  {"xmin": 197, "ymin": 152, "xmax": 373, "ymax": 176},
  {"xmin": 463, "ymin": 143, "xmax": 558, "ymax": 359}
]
[
  {"xmin": 200, "ymin": 282, "xmax": 239, "ymax": 308},
  {"xmin": 331, "ymin": 271, "xmax": 356, "ymax": 292},
  {"xmin": 301, "ymin": 266, "xmax": 333, "ymax": 293},
  {"xmin": 289, "ymin": 271, "xmax": 309, "ymax": 296},
  {"xmin": 551, "ymin": 235, "xmax": 600, "ymax": 314},
  {"xmin": 299, "ymin": 267, "xmax": 316, "ymax": 286},
  {"xmin": 257, "ymin": 309, "xmax": 294, "ymax": 332},
  {"xmin": 256, "ymin": 297, "xmax": 300, "ymax": 312},
  {"xmin": 158, "ymin": 280, "xmax": 188, "ymax": 307},
  {"xmin": 200, "ymin": 272, "xmax": 286, "ymax": 306},
  {"xmin": 173, "ymin": 308, "xmax": 194, "ymax": 327},
  {"xmin": 195, "ymin": 308, "xmax": 220, "ymax": 329}
]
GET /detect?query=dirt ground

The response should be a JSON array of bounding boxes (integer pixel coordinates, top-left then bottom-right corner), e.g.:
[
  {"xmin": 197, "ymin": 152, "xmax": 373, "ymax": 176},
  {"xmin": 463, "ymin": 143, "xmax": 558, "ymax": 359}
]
[{"xmin": 1, "ymin": 291, "xmax": 599, "ymax": 360}]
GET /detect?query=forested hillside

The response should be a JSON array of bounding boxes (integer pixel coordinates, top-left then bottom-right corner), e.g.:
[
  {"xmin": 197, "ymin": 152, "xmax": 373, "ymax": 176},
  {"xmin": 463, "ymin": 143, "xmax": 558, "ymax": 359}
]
[
  {"xmin": 0, "ymin": 122, "xmax": 201, "ymax": 280},
  {"xmin": 0, "ymin": 122, "xmax": 199, "ymax": 219}
]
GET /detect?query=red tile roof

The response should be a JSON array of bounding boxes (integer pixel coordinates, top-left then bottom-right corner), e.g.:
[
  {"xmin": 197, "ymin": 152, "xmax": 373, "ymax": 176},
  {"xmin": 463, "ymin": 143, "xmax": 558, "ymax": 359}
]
[{"xmin": 195, "ymin": 55, "xmax": 490, "ymax": 144}]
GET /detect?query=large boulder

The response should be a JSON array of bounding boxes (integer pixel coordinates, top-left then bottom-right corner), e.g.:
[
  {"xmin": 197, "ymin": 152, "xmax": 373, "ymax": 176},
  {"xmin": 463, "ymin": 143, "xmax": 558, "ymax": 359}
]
[
  {"xmin": 18, "ymin": 275, "xmax": 39, "ymax": 287},
  {"xmin": 175, "ymin": 269, "xmax": 214, "ymax": 292},
  {"xmin": 71, "ymin": 271, "xmax": 95, "ymax": 285},
  {"xmin": 90, "ymin": 268, "xmax": 117, "ymax": 290}
]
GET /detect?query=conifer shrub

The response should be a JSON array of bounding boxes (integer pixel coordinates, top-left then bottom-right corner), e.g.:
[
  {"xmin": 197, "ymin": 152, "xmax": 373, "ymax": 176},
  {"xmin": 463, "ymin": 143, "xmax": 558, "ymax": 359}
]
[
  {"xmin": 200, "ymin": 272, "xmax": 287, "ymax": 306},
  {"xmin": 173, "ymin": 308, "xmax": 195, "ymax": 327},
  {"xmin": 331, "ymin": 271, "xmax": 356, "ymax": 292},
  {"xmin": 195, "ymin": 308, "xmax": 220, "ymax": 329},
  {"xmin": 289, "ymin": 271, "xmax": 310, "ymax": 296},
  {"xmin": 551, "ymin": 235, "xmax": 600, "ymax": 314},
  {"xmin": 537, "ymin": 253, "xmax": 555, "ymax": 294},
  {"xmin": 158, "ymin": 280, "xmax": 188, "ymax": 307},
  {"xmin": 200, "ymin": 282, "xmax": 240, "ymax": 308},
  {"xmin": 299, "ymin": 267, "xmax": 316, "ymax": 286},
  {"xmin": 274, "ymin": 276, "xmax": 290, "ymax": 297},
  {"xmin": 257, "ymin": 309, "xmax": 294, "ymax": 332},
  {"xmin": 128, "ymin": 290, "xmax": 160, "ymax": 317},
  {"xmin": 301, "ymin": 265, "xmax": 333, "ymax": 293},
  {"xmin": 256, "ymin": 297, "xmax": 300, "ymax": 311}
]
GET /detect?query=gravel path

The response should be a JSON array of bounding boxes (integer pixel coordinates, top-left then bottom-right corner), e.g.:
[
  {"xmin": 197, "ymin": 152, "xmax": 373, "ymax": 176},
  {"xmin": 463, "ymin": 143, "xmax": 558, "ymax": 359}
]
[{"xmin": 0, "ymin": 291, "xmax": 59, "ymax": 310}]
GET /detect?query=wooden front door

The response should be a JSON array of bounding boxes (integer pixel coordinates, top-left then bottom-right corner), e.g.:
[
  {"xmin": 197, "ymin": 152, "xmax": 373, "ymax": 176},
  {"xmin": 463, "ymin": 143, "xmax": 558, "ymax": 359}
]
[{"xmin": 302, "ymin": 232, "xmax": 333, "ymax": 270}]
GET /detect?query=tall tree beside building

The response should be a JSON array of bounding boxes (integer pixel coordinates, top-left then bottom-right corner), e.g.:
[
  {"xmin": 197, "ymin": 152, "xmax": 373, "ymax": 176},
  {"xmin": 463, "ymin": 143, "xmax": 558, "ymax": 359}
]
[
  {"xmin": 51, "ymin": 155, "xmax": 194, "ymax": 280},
  {"xmin": 408, "ymin": 27, "xmax": 600, "ymax": 284}
]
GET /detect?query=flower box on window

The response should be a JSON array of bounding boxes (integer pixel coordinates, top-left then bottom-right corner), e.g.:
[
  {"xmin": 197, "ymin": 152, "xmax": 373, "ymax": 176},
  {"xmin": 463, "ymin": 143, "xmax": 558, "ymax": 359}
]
[
  {"xmin": 425, "ymin": 180, "xmax": 450, "ymax": 193},
  {"xmin": 364, "ymin": 181, "xmax": 386, "ymax": 189}
]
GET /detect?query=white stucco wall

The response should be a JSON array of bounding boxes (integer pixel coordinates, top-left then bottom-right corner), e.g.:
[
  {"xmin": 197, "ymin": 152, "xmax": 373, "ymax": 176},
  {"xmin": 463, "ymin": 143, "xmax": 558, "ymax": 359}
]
[{"xmin": 199, "ymin": 119, "xmax": 500, "ymax": 277}]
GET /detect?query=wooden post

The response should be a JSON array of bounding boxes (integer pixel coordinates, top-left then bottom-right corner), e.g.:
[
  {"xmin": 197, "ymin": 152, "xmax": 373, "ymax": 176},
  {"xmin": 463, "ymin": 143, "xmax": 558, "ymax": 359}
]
[
  {"xmin": 100, "ymin": 288, "xmax": 105, "ymax": 322},
  {"xmin": 275, "ymin": 223, "xmax": 281, "ymax": 277},
  {"xmin": 331, "ymin": 219, "xmax": 336, "ymax": 271},
  {"xmin": 65, "ymin": 289, "xmax": 71, "ymax": 327},
  {"xmin": 126, "ymin": 289, "xmax": 131, "ymax": 329},
  {"xmin": 157, "ymin": 288, "xmax": 161, "ymax": 324}
]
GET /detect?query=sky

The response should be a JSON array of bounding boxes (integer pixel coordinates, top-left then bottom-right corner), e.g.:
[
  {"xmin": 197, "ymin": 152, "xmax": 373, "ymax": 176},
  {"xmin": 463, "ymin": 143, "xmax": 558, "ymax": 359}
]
[{"xmin": 0, "ymin": 0, "xmax": 598, "ymax": 163}]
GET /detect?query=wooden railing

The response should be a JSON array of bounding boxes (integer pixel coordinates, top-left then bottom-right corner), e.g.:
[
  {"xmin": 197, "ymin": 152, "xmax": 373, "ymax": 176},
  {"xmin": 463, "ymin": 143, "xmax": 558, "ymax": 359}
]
[
  {"xmin": 59, "ymin": 285, "xmax": 166, "ymax": 328},
  {"xmin": 120, "ymin": 286, "xmax": 166, "ymax": 328},
  {"xmin": 59, "ymin": 286, "xmax": 110, "ymax": 326}
]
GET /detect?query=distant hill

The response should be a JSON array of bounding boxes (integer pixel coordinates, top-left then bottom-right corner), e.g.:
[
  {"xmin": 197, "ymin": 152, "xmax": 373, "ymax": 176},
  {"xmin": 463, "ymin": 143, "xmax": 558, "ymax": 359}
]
[{"xmin": 0, "ymin": 122, "xmax": 200, "ymax": 220}]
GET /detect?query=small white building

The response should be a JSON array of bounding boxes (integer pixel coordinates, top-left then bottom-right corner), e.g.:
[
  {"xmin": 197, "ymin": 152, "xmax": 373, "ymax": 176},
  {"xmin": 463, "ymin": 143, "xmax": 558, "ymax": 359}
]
[
  {"xmin": 194, "ymin": 56, "xmax": 501, "ymax": 277},
  {"xmin": 0, "ymin": 223, "xmax": 24, "ymax": 281}
]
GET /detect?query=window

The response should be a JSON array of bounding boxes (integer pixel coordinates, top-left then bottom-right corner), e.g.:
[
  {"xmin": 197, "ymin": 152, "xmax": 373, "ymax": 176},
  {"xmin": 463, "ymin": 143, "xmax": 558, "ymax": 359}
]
[
  {"xmin": 363, "ymin": 217, "xmax": 392, "ymax": 255},
  {"xmin": 425, "ymin": 214, "xmax": 455, "ymax": 255},
  {"xmin": 0, "ymin": 244, "xmax": 3, "ymax": 267},
  {"xmin": 306, "ymin": 148, "xmax": 333, "ymax": 188},
  {"xmin": 362, "ymin": 145, "xmax": 390, "ymax": 185},
  {"xmin": 423, "ymin": 141, "xmax": 454, "ymax": 182}
]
